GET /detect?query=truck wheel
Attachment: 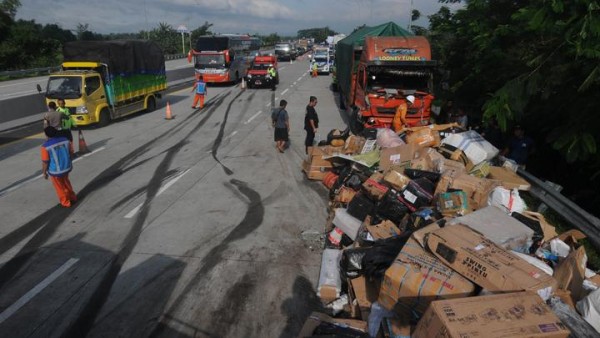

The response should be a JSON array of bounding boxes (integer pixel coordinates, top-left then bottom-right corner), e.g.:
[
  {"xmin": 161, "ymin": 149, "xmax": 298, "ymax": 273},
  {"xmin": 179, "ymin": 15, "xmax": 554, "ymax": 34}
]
[
  {"xmin": 146, "ymin": 96, "xmax": 156, "ymax": 112},
  {"xmin": 98, "ymin": 108, "xmax": 111, "ymax": 127},
  {"xmin": 349, "ymin": 108, "xmax": 364, "ymax": 135}
]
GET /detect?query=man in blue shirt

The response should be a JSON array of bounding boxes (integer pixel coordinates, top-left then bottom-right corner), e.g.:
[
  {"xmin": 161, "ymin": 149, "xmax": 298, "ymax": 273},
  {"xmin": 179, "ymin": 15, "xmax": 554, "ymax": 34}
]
[
  {"xmin": 271, "ymin": 100, "xmax": 289, "ymax": 153},
  {"xmin": 503, "ymin": 125, "xmax": 534, "ymax": 168},
  {"xmin": 191, "ymin": 75, "xmax": 207, "ymax": 109}
]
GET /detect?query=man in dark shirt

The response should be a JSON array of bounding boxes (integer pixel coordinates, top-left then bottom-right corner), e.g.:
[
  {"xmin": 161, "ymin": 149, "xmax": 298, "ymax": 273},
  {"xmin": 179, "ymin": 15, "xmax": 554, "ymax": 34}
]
[
  {"xmin": 304, "ymin": 96, "xmax": 319, "ymax": 154},
  {"xmin": 271, "ymin": 99, "xmax": 289, "ymax": 153},
  {"xmin": 502, "ymin": 125, "xmax": 534, "ymax": 168}
]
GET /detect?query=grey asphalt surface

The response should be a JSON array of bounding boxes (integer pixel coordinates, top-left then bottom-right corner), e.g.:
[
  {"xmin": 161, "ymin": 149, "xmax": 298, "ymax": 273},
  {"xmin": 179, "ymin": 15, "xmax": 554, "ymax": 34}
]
[{"xmin": 0, "ymin": 54, "xmax": 346, "ymax": 337}]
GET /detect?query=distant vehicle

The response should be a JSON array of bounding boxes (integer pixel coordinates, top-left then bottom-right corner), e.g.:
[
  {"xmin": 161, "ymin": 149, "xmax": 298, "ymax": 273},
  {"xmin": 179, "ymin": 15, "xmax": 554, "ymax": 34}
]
[
  {"xmin": 309, "ymin": 47, "xmax": 331, "ymax": 75},
  {"xmin": 274, "ymin": 42, "xmax": 297, "ymax": 61},
  {"xmin": 39, "ymin": 40, "xmax": 166, "ymax": 127},
  {"xmin": 245, "ymin": 55, "xmax": 278, "ymax": 89},
  {"xmin": 188, "ymin": 35, "xmax": 261, "ymax": 83}
]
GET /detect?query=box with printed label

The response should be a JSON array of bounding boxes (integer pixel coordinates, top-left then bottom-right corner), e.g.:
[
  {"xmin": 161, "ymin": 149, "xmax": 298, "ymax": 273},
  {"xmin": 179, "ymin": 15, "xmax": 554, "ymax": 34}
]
[
  {"xmin": 413, "ymin": 291, "xmax": 570, "ymax": 338},
  {"xmin": 426, "ymin": 224, "xmax": 558, "ymax": 299},
  {"xmin": 378, "ymin": 238, "xmax": 476, "ymax": 316}
]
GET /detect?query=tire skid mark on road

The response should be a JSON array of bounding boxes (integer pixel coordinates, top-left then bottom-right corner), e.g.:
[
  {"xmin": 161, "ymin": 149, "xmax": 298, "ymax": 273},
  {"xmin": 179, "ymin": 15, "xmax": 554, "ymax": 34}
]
[
  {"xmin": 149, "ymin": 178, "xmax": 264, "ymax": 337},
  {"xmin": 0, "ymin": 90, "xmax": 231, "ymax": 335},
  {"xmin": 211, "ymin": 90, "xmax": 245, "ymax": 176},
  {"xmin": 63, "ymin": 91, "xmax": 231, "ymax": 337}
]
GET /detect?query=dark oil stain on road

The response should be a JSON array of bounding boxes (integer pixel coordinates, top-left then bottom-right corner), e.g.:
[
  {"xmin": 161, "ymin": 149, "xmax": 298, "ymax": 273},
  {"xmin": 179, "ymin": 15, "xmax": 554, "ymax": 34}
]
[
  {"xmin": 206, "ymin": 273, "xmax": 257, "ymax": 337},
  {"xmin": 149, "ymin": 178, "xmax": 264, "ymax": 337}
]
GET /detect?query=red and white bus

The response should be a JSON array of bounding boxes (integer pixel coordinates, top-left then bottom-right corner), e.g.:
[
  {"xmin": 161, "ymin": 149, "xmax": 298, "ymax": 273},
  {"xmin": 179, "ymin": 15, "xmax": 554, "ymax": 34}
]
[{"xmin": 188, "ymin": 35, "xmax": 261, "ymax": 83}]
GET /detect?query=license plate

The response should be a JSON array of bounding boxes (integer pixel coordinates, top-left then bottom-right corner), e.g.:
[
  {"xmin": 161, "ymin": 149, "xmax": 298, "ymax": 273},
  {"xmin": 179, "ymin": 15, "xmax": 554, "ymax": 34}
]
[{"xmin": 255, "ymin": 80, "xmax": 262, "ymax": 85}]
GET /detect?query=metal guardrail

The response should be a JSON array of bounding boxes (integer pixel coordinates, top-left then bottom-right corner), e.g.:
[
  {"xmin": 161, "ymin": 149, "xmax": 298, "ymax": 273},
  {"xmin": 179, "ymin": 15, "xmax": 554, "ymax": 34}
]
[
  {"xmin": 0, "ymin": 53, "xmax": 188, "ymax": 78},
  {"xmin": 518, "ymin": 168, "xmax": 600, "ymax": 248}
]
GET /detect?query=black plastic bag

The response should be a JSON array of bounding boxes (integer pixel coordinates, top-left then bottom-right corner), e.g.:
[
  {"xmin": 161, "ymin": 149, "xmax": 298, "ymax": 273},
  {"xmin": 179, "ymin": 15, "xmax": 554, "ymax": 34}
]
[
  {"xmin": 375, "ymin": 190, "xmax": 410, "ymax": 226},
  {"xmin": 398, "ymin": 180, "xmax": 434, "ymax": 212},
  {"xmin": 340, "ymin": 247, "xmax": 372, "ymax": 278},
  {"xmin": 327, "ymin": 129, "xmax": 346, "ymax": 144},
  {"xmin": 347, "ymin": 193, "xmax": 376, "ymax": 222},
  {"xmin": 511, "ymin": 212, "xmax": 545, "ymax": 254},
  {"xmin": 362, "ymin": 232, "xmax": 412, "ymax": 280},
  {"xmin": 404, "ymin": 168, "xmax": 441, "ymax": 185},
  {"xmin": 362, "ymin": 128, "xmax": 377, "ymax": 140},
  {"xmin": 310, "ymin": 321, "xmax": 370, "ymax": 338}
]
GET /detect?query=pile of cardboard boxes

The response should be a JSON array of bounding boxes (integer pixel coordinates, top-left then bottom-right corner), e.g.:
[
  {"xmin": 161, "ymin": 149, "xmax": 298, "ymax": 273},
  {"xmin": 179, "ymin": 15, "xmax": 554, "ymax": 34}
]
[{"xmin": 299, "ymin": 126, "xmax": 600, "ymax": 337}]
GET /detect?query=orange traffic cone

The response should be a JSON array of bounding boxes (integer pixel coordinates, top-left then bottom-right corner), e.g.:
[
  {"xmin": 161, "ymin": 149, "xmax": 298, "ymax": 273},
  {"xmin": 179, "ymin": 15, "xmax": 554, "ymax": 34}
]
[
  {"xmin": 78, "ymin": 130, "xmax": 89, "ymax": 154},
  {"xmin": 241, "ymin": 77, "xmax": 246, "ymax": 90},
  {"xmin": 165, "ymin": 101, "xmax": 174, "ymax": 120}
]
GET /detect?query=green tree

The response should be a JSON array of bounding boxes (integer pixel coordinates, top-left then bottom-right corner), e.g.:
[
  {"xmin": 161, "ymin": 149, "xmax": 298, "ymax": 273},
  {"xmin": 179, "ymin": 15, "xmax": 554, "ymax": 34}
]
[
  {"xmin": 297, "ymin": 27, "xmax": 338, "ymax": 43},
  {"xmin": 0, "ymin": 0, "xmax": 20, "ymax": 19},
  {"xmin": 149, "ymin": 22, "xmax": 178, "ymax": 54}
]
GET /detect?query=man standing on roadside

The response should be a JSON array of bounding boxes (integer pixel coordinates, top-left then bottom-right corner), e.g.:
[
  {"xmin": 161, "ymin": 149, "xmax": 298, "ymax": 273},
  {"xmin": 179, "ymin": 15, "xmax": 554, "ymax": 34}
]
[
  {"xmin": 271, "ymin": 99, "xmax": 289, "ymax": 153},
  {"xmin": 304, "ymin": 96, "xmax": 319, "ymax": 154},
  {"xmin": 56, "ymin": 98, "xmax": 74, "ymax": 142},
  {"xmin": 43, "ymin": 102, "xmax": 64, "ymax": 130},
  {"xmin": 191, "ymin": 75, "xmax": 207, "ymax": 109}
]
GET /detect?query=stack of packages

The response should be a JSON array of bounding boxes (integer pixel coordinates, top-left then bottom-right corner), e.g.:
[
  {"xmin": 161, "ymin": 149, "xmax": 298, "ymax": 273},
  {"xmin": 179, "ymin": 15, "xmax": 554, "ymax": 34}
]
[{"xmin": 300, "ymin": 126, "xmax": 600, "ymax": 338}]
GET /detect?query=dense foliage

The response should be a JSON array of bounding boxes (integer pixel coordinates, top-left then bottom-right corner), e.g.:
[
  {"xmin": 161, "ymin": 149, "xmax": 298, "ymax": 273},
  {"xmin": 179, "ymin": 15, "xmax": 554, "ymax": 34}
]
[
  {"xmin": 297, "ymin": 27, "xmax": 338, "ymax": 43},
  {"xmin": 428, "ymin": 0, "xmax": 600, "ymax": 212}
]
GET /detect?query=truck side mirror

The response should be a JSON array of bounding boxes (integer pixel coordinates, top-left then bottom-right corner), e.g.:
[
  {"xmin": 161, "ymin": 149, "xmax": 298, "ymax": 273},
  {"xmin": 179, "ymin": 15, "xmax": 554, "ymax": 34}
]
[{"xmin": 36, "ymin": 84, "xmax": 42, "ymax": 93}]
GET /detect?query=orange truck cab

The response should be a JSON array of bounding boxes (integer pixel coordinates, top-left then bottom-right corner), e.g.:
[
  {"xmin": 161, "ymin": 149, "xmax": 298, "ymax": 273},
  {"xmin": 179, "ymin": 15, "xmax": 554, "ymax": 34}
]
[
  {"xmin": 337, "ymin": 25, "xmax": 437, "ymax": 134},
  {"xmin": 245, "ymin": 55, "xmax": 279, "ymax": 89}
]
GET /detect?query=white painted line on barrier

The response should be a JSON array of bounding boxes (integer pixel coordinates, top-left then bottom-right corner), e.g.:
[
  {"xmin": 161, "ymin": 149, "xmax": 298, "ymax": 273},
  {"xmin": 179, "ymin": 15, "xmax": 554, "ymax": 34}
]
[
  {"xmin": 245, "ymin": 111, "xmax": 262, "ymax": 124},
  {"xmin": 124, "ymin": 169, "xmax": 191, "ymax": 219},
  {"xmin": 0, "ymin": 258, "xmax": 79, "ymax": 324},
  {"xmin": 281, "ymin": 89, "xmax": 289, "ymax": 96}
]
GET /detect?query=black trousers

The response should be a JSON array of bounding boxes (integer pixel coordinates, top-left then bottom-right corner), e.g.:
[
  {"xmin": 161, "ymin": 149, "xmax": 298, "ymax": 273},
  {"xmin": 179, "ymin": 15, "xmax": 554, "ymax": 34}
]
[{"xmin": 305, "ymin": 130, "xmax": 315, "ymax": 148}]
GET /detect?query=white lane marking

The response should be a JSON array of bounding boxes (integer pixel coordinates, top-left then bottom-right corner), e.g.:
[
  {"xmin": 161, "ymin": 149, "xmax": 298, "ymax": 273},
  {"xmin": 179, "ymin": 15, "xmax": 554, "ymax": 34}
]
[
  {"xmin": 275, "ymin": 97, "xmax": 279, "ymax": 101},
  {"xmin": 293, "ymin": 82, "xmax": 297, "ymax": 85},
  {"xmin": 225, "ymin": 130, "xmax": 238, "ymax": 140},
  {"xmin": 297, "ymin": 76, "xmax": 303, "ymax": 82},
  {"xmin": 0, "ymin": 90, "xmax": 38, "ymax": 99},
  {"xmin": 265, "ymin": 103, "xmax": 271, "ymax": 107},
  {"xmin": 0, "ymin": 79, "xmax": 44, "ymax": 89},
  {"xmin": 0, "ymin": 146, "xmax": 105, "ymax": 196},
  {"xmin": 0, "ymin": 258, "xmax": 79, "ymax": 324},
  {"xmin": 280, "ymin": 89, "xmax": 289, "ymax": 96},
  {"xmin": 73, "ymin": 146, "xmax": 105, "ymax": 163},
  {"xmin": 244, "ymin": 111, "xmax": 262, "ymax": 124},
  {"xmin": 173, "ymin": 64, "xmax": 192, "ymax": 70},
  {"xmin": 124, "ymin": 169, "xmax": 191, "ymax": 219},
  {"xmin": 279, "ymin": 66, "xmax": 286, "ymax": 71}
]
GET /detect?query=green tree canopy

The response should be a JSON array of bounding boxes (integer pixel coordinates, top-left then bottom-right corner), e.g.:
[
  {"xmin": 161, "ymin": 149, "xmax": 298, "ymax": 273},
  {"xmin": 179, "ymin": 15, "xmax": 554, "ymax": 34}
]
[{"xmin": 297, "ymin": 26, "xmax": 338, "ymax": 43}]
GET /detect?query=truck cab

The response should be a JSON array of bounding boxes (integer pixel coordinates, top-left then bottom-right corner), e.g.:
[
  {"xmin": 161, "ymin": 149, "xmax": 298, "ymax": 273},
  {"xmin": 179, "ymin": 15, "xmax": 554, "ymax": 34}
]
[
  {"xmin": 245, "ymin": 55, "xmax": 278, "ymax": 89},
  {"xmin": 274, "ymin": 43, "xmax": 297, "ymax": 61},
  {"xmin": 351, "ymin": 36, "xmax": 436, "ymax": 132}
]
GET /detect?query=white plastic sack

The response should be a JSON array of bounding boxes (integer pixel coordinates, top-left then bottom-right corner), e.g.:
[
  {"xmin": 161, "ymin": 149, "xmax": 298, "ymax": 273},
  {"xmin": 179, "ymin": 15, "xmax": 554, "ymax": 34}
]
[
  {"xmin": 487, "ymin": 187, "xmax": 527, "ymax": 214},
  {"xmin": 550, "ymin": 238, "xmax": 571, "ymax": 258},
  {"xmin": 576, "ymin": 288, "xmax": 600, "ymax": 334},
  {"xmin": 333, "ymin": 208, "xmax": 362, "ymax": 240},
  {"xmin": 376, "ymin": 128, "xmax": 405, "ymax": 149},
  {"xmin": 442, "ymin": 130, "xmax": 499, "ymax": 164},
  {"xmin": 317, "ymin": 249, "xmax": 343, "ymax": 300}
]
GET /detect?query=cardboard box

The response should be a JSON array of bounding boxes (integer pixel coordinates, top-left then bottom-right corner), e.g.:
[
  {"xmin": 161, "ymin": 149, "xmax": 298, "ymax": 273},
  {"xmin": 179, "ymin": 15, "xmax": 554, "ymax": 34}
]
[
  {"xmin": 488, "ymin": 166, "xmax": 531, "ymax": 191},
  {"xmin": 380, "ymin": 144, "xmax": 422, "ymax": 171},
  {"xmin": 553, "ymin": 246, "xmax": 586, "ymax": 302},
  {"xmin": 413, "ymin": 292, "xmax": 570, "ymax": 338},
  {"xmin": 442, "ymin": 130, "xmax": 499, "ymax": 164},
  {"xmin": 302, "ymin": 159, "xmax": 333, "ymax": 180},
  {"xmin": 437, "ymin": 191, "xmax": 470, "ymax": 217},
  {"xmin": 406, "ymin": 128, "xmax": 441, "ymax": 147},
  {"xmin": 344, "ymin": 135, "xmax": 367, "ymax": 155},
  {"xmin": 382, "ymin": 317, "xmax": 412, "ymax": 338},
  {"xmin": 468, "ymin": 160, "xmax": 490, "ymax": 178},
  {"xmin": 335, "ymin": 186, "xmax": 357, "ymax": 204},
  {"xmin": 348, "ymin": 276, "xmax": 380, "ymax": 320},
  {"xmin": 410, "ymin": 156, "xmax": 433, "ymax": 171},
  {"xmin": 450, "ymin": 174, "xmax": 500, "ymax": 210},
  {"xmin": 378, "ymin": 238, "xmax": 476, "ymax": 315},
  {"xmin": 297, "ymin": 312, "xmax": 368, "ymax": 338},
  {"xmin": 426, "ymin": 224, "xmax": 558, "ymax": 299},
  {"xmin": 383, "ymin": 170, "xmax": 411, "ymax": 190},
  {"xmin": 363, "ymin": 172, "xmax": 389, "ymax": 200},
  {"xmin": 366, "ymin": 220, "xmax": 402, "ymax": 240}
]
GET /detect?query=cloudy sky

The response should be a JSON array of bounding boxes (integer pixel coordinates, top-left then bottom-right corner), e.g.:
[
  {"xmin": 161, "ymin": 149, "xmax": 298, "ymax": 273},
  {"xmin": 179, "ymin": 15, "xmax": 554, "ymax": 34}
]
[{"xmin": 16, "ymin": 0, "xmax": 463, "ymax": 36}]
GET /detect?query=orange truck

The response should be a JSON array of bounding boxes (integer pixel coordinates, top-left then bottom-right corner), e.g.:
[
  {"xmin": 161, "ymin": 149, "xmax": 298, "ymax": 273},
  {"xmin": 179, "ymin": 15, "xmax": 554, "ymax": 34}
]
[
  {"xmin": 245, "ymin": 55, "xmax": 278, "ymax": 89},
  {"xmin": 336, "ymin": 22, "xmax": 437, "ymax": 133}
]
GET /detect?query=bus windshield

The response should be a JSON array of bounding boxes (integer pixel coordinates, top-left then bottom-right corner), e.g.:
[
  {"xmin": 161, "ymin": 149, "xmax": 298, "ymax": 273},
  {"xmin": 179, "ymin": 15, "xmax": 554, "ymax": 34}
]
[
  {"xmin": 367, "ymin": 66, "xmax": 431, "ymax": 92},
  {"xmin": 195, "ymin": 54, "xmax": 226, "ymax": 68},
  {"xmin": 46, "ymin": 76, "xmax": 82, "ymax": 99}
]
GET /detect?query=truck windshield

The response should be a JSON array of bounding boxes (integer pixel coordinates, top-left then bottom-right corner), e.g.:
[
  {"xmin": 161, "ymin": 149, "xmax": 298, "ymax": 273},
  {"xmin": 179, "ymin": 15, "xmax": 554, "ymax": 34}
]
[
  {"xmin": 367, "ymin": 66, "xmax": 431, "ymax": 93},
  {"xmin": 46, "ymin": 76, "xmax": 82, "ymax": 99},
  {"xmin": 275, "ymin": 44, "xmax": 290, "ymax": 51},
  {"xmin": 315, "ymin": 50, "xmax": 328, "ymax": 57},
  {"xmin": 251, "ymin": 63, "xmax": 269, "ymax": 70},
  {"xmin": 195, "ymin": 54, "xmax": 226, "ymax": 68}
]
